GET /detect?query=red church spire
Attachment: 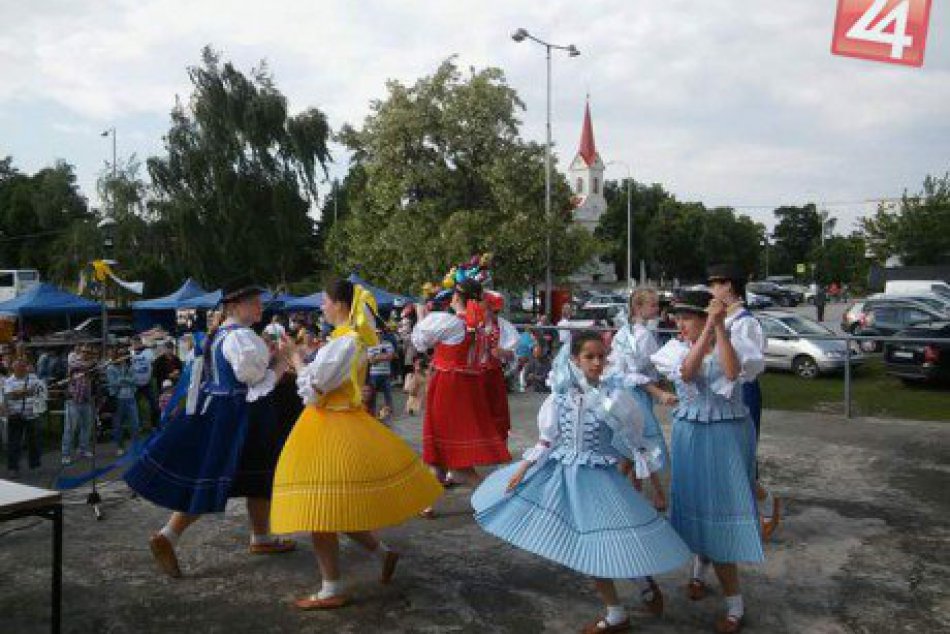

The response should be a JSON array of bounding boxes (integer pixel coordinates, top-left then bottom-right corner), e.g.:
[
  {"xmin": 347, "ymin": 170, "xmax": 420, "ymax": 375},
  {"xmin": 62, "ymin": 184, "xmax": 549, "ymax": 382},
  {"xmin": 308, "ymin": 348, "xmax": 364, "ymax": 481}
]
[{"xmin": 578, "ymin": 99, "xmax": 598, "ymax": 166}]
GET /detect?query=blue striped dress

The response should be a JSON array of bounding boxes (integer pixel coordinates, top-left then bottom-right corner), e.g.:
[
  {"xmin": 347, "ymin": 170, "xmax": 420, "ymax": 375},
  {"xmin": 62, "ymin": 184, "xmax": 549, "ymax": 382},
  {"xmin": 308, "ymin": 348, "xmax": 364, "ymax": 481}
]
[
  {"xmin": 471, "ymin": 364, "xmax": 690, "ymax": 579},
  {"xmin": 651, "ymin": 339, "xmax": 765, "ymax": 563}
]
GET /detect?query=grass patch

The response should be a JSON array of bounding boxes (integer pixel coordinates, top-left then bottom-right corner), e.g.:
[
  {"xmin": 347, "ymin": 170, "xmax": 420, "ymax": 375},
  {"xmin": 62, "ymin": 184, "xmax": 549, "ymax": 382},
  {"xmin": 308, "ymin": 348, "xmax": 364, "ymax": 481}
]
[{"xmin": 760, "ymin": 358, "xmax": 950, "ymax": 421}]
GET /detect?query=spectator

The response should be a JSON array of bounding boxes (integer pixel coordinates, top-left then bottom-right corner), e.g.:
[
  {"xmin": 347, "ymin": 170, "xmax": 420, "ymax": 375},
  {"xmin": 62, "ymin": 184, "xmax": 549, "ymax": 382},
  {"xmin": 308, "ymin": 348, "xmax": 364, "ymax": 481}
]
[
  {"xmin": 556, "ymin": 304, "xmax": 574, "ymax": 351},
  {"xmin": 403, "ymin": 356, "xmax": 428, "ymax": 416},
  {"xmin": 106, "ymin": 349, "xmax": 140, "ymax": 456},
  {"xmin": 3, "ymin": 356, "xmax": 44, "ymax": 478},
  {"xmin": 158, "ymin": 379, "xmax": 175, "ymax": 414},
  {"xmin": 179, "ymin": 334, "xmax": 196, "ymax": 363},
  {"xmin": 36, "ymin": 348, "xmax": 56, "ymax": 382},
  {"xmin": 153, "ymin": 341, "xmax": 183, "ymax": 392},
  {"xmin": 130, "ymin": 338, "xmax": 158, "ymax": 428},
  {"xmin": 263, "ymin": 314, "xmax": 286, "ymax": 342},
  {"xmin": 814, "ymin": 285, "xmax": 827, "ymax": 323},
  {"xmin": 62, "ymin": 345, "xmax": 95, "ymax": 465},
  {"xmin": 367, "ymin": 329, "xmax": 396, "ymax": 425},
  {"xmin": 523, "ymin": 345, "xmax": 552, "ymax": 393}
]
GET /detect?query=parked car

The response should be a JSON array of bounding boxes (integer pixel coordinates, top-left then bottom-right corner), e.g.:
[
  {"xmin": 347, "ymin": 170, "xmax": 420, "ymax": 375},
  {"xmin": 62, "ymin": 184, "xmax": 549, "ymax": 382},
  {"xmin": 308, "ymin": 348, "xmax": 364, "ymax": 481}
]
[
  {"xmin": 852, "ymin": 302, "xmax": 946, "ymax": 353},
  {"xmin": 583, "ymin": 292, "xmax": 627, "ymax": 309},
  {"xmin": 747, "ymin": 282, "xmax": 800, "ymax": 307},
  {"xmin": 562, "ymin": 305, "xmax": 626, "ymax": 330},
  {"xmin": 745, "ymin": 291, "xmax": 773, "ymax": 310},
  {"xmin": 867, "ymin": 292, "xmax": 950, "ymax": 316},
  {"xmin": 841, "ymin": 297, "xmax": 940, "ymax": 334},
  {"xmin": 884, "ymin": 320, "xmax": 950, "ymax": 385},
  {"xmin": 757, "ymin": 310, "xmax": 863, "ymax": 378}
]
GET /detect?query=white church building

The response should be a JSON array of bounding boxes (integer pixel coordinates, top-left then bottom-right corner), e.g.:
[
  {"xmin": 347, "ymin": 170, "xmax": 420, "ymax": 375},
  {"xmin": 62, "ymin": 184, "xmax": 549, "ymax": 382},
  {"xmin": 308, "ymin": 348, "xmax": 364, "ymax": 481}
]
[{"xmin": 567, "ymin": 101, "xmax": 617, "ymax": 285}]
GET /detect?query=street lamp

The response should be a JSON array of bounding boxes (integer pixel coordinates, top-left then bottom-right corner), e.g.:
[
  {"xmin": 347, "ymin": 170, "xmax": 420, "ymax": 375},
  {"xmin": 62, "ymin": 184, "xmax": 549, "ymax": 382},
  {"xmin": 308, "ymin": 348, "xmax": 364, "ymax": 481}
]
[
  {"xmin": 511, "ymin": 28, "xmax": 580, "ymax": 318},
  {"xmin": 101, "ymin": 127, "xmax": 117, "ymax": 217},
  {"xmin": 607, "ymin": 161, "xmax": 633, "ymax": 290}
]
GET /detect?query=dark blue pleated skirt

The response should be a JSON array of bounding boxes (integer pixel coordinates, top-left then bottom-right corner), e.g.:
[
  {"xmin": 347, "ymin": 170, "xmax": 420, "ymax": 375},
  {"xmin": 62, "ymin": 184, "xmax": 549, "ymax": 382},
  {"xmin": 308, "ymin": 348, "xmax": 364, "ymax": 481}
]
[
  {"xmin": 124, "ymin": 391, "xmax": 249, "ymax": 514},
  {"xmin": 669, "ymin": 415, "xmax": 765, "ymax": 564}
]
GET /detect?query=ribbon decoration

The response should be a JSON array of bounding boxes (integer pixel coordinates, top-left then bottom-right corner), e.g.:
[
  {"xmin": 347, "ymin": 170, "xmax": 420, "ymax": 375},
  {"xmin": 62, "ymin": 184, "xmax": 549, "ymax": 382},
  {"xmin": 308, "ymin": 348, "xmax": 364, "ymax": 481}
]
[{"xmin": 91, "ymin": 259, "xmax": 144, "ymax": 295}]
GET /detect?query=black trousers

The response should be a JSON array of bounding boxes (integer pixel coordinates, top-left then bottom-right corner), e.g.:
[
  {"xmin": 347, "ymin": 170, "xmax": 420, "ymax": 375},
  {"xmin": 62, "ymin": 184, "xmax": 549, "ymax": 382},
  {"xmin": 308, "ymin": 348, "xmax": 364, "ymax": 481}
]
[{"xmin": 7, "ymin": 414, "xmax": 41, "ymax": 471}]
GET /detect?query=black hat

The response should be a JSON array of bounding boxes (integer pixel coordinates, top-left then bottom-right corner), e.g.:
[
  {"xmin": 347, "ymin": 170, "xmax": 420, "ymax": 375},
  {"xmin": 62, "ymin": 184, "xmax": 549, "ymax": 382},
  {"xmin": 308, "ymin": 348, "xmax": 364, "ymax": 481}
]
[
  {"xmin": 707, "ymin": 263, "xmax": 747, "ymax": 285},
  {"xmin": 221, "ymin": 275, "xmax": 266, "ymax": 304},
  {"xmin": 668, "ymin": 289, "xmax": 713, "ymax": 316}
]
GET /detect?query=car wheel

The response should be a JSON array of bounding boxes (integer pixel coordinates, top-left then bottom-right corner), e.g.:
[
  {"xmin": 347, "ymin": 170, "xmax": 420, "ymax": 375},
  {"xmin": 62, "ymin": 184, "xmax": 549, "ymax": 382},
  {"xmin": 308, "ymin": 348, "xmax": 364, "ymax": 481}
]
[{"xmin": 792, "ymin": 355, "xmax": 819, "ymax": 379}]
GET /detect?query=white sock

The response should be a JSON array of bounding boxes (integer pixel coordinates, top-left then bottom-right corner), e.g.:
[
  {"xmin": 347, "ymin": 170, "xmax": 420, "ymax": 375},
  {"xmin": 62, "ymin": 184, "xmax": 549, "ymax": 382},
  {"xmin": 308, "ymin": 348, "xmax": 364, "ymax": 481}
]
[
  {"xmin": 317, "ymin": 579, "xmax": 342, "ymax": 600},
  {"xmin": 725, "ymin": 594, "xmax": 744, "ymax": 619},
  {"xmin": 605, "ymin": 605, "xmax": 626, "ymax": 626},
  {"xmin": 760, "ymin": 490, "xmax": 775, "ymax": 517},
  {"xmin": 251, "ymin": 533, "xmax": 272, "ymax": 545},
  {"xmin": 159, "ymin": 524, "xmax": 180, "ymax": 545},
  {"xmin": 692, "ymin": 555, "xmax": 709, "ymax": 580}
]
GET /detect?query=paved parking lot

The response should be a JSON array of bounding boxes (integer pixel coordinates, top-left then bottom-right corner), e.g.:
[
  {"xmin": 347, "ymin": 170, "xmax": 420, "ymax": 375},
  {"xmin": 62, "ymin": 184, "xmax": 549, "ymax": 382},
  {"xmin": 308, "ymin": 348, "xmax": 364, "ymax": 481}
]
[{"xmin": 1, "ymin": 391, "xmax": 947, "ymax": 634}]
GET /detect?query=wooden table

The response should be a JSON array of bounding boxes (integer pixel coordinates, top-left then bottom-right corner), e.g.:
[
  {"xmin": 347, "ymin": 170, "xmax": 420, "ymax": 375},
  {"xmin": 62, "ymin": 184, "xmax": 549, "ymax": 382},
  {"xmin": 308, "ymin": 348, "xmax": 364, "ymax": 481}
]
[{"xmin": 0, "ymin": 479, "xmax": 63, "ymax": 634}]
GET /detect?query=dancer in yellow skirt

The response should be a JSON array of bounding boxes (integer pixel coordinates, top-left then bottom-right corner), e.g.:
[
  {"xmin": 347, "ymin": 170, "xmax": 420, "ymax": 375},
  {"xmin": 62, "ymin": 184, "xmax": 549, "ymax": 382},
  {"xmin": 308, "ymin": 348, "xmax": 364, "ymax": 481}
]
[{"xmin": 271, "ymin": 279, "xmax": 443, "ymax": 610}]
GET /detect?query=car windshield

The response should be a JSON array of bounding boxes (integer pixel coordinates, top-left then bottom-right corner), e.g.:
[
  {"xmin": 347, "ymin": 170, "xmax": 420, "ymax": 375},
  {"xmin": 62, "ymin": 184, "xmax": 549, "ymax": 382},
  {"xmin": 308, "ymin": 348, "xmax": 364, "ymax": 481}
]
[{"xmin": 777, "ymin": 315, "xmax": 830, "ymax": 336}]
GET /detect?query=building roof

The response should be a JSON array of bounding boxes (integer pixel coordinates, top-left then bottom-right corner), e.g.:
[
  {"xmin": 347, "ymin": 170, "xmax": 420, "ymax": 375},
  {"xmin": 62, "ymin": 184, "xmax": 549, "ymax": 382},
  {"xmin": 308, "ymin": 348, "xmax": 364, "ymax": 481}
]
[{"xmin": 577, "ymin": 100, "xmax": 599, "ymax": 166}]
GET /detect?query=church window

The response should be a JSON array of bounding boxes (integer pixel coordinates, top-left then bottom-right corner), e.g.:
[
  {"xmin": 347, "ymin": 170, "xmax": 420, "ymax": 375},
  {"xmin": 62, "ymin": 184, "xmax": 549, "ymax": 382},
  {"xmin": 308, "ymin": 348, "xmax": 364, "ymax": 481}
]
[
  {"xmin": 592, "ymin": 177, "xmax": 599, "ymax": 194},
  {"xmin": 576, "ymin": 177, "xmax": 584, "ymax": 194}
]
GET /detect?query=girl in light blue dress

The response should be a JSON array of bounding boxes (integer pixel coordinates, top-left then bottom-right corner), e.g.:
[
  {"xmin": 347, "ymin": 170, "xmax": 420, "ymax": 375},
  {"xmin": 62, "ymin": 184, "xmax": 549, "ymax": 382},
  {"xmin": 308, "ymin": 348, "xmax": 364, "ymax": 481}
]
[
  {"xmin": 607, "ymin": 287, "xmax": 678, "ymax": 511},
  {"xmin": 473, "ymin": 332, "xmax": 690, "ymax": 634},
  {"xmin": 650, "ymin": 290, "xmax": 765, "ymax": 634}
]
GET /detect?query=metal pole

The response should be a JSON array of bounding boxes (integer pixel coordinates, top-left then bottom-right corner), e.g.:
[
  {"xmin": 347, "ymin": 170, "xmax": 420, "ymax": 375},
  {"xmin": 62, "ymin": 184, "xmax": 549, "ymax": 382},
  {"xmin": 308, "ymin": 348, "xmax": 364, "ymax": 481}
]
[
  {"xmin": 844, "ymin": 335, "xmax": 852, "ymax": 419},
  {"xmin": 544, "ymin": 44, "xmax": 553, "ymax": 320},
  {"xmin": 626, "ymin": 177, "xmax": 632, "ymax": 289},
  {"xmin": 111, "ymin": 128, "xmax": 117, "ymax": 217}
]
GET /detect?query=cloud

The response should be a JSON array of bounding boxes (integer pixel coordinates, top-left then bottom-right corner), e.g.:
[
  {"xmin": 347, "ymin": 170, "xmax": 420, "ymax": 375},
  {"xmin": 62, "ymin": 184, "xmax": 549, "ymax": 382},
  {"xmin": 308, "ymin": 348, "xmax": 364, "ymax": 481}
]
[{"xmin": 0, "ymin": 0, "xmax": 946, "ymax": 232}]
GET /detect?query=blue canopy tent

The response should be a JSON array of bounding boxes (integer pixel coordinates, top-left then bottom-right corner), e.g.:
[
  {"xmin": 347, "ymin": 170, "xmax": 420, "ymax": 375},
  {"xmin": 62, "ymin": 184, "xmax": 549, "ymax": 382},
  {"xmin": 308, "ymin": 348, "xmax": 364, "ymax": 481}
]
[
  {"xmin": 347, "ymin": 273, "xmax": 415, "ymax": 314},
  {"xmin": 283, "ymin": 292, "xmax": 324, "ymax": 311},
  {"xmin": 178, "ymin": 290, "xmax": 223, "ymax": 310},
  {"xmin": 131, "ymin": 278, "xmax": 209, "ymax": 331},
  {"xmin": 0, "ymin": 283, "xmax": 102, "ymax": 318}
]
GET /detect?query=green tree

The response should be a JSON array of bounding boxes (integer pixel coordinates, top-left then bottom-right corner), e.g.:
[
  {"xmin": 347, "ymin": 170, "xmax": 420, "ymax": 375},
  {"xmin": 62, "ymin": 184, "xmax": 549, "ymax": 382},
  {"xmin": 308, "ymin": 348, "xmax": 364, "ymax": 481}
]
[
  {"xmin": 810, "ymin": 235, "xmax": 869, "ymax": 287},
  {"xmin": 329, "ymin": 58, "xmax": 592, "ymax": 295},
  {"xmin": 859, "ymin": 172, "xmax": 950, "ymax": 266},
  {"xmin": 596, "ymin": 179, "xmax": 672, "ymax": 281},
  {"xmin": 771, "ymin": 204, "xmax": 834, "ymax": 274},
  {"xmin": 147, "ymin": 46, "xmax": 331, "ymax": 287}
]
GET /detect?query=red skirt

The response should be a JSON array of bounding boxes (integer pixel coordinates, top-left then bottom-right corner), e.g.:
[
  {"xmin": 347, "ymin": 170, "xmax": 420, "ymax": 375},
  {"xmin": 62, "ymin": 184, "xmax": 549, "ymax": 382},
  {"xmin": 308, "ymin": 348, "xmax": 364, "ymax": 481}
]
[
  {"xmin": 485, "ymin": 366, "xmax": 511, "ymax": 439},
  {"xmin": 423, "ymin": 368, "xmax": 511, "ymax": 469}
]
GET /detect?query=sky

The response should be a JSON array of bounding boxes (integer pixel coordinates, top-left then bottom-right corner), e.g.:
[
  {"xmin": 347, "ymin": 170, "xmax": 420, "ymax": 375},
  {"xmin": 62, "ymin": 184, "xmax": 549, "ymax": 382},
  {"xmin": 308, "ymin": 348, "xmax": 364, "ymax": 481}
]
[{"xmin": 0, "ymin": 0, "xmax": 948, "ymax": 235}]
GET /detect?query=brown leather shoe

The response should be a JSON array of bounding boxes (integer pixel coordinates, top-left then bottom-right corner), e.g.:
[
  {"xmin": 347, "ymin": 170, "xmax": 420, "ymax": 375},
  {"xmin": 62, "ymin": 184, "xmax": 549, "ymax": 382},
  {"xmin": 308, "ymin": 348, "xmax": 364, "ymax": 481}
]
[
  {"xmin": 688, "ymin": 578, "xmax": 708, "ymax": 601},
  {"xmin": 380, "ymin": 550, "xmax": 400, "ymax": 584},
  {"xmin": 249, "ymin": 537, "xmax": 297, "ymax": 555},
  {"xmin": 714, "ymin": 614, "xmax": 743, "ymax": 633},
  {"xmin": 149, "ymin": 533, "xmax": 182, "ymax": 578},
  {"xmin": 294, "ymin": 594, "xmax": 349, "ymax": 610},
  {"xmin": 641, "ymin": 580, "xmax": 664, "ymax": 617},
  {"xmin": 419, "ymin": 507, "xmax": 436, "ymax": 520},
  {"xmin": 581, "ymin": 617, "xmax": 631, "ymax": 634}
]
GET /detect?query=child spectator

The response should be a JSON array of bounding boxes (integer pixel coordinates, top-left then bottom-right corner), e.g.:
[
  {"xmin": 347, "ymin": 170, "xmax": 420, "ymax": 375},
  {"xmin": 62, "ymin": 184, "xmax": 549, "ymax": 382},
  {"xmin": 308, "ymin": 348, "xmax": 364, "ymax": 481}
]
[{"xmin": 523, "ymin": 345, "xmax": 552, "ymax": 393}]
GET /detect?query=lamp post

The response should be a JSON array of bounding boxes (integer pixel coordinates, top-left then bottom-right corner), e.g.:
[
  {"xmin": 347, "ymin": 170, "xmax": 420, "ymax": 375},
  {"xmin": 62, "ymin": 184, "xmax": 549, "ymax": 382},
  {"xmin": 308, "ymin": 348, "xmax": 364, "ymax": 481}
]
[
  {"xmin": 607, "ymin": 160, "xmax": 633, "ymax": 290},
  {"xmin": 512, "ymin": 28, "xmax": 580, "ymax": 319},
  {"xmin": 100, "ymin": 127, "xmax": 117, "ymax": 216}
]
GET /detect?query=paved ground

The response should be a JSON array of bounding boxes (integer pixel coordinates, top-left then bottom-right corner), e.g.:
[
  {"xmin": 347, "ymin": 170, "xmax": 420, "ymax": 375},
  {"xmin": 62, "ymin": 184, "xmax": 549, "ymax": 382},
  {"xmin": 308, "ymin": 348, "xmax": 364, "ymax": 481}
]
[{"xmin": 1, "ymin": 391, "xmax": 948, "ymax": 634}]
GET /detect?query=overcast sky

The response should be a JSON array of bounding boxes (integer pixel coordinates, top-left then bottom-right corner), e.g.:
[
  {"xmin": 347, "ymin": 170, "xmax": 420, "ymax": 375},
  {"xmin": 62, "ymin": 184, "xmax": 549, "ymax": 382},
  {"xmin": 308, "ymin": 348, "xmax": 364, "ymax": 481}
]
[{"xmin": 1, "ymin": 0, "xmax": 947, "ymax": 234}]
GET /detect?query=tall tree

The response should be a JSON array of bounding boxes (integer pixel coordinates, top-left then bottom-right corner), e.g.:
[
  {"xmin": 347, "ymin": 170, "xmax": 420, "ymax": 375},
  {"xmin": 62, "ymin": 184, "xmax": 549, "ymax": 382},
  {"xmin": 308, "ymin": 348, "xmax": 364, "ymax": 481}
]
[
  {"xmin": 596, "ymin": 179, "xmax": 672, "ymax": 281},
  {"xmin": 771, "ymin": 204, "xmax": 833, "ymax": 271},
  {"xmin": 329, "ymin": 58, "xmax": 592, "ymax": 294},
  {"xmin": 147, "ymin": 46, "xmax": 331, "ymax": 287}
]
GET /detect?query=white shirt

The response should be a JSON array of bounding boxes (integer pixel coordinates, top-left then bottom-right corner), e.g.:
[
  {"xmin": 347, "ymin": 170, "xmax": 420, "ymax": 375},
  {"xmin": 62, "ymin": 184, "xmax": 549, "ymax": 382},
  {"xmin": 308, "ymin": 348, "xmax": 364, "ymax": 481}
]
[
  {"xmin": 723, "ymin": 304, "xmax": 767, "ymax": 382},
  {"xmin": 219, "ymin": 320, "xmax": 277, "ymax": 402},
  {"xmin": 557, "ymin": 318, "xmax": 572, "ymax": 346},
  {"xmin": 296, "ymin": 335, "xmax": 360, "ymax": 405},
  {"xmin": 263, "ymin": 322, "xmax": 286, "ymax": 340},
  {"xmin": 607, "ymin": 322, "xmax": 661, "ymax": 386}
]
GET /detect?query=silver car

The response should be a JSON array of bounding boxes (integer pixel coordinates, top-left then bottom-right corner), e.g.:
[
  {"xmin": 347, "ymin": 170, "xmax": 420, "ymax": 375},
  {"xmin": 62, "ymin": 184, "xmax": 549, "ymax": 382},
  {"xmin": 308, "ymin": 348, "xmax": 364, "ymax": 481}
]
[{"xmin": 758, "ymin": 310, "xmax": 864, "ymax": 378}]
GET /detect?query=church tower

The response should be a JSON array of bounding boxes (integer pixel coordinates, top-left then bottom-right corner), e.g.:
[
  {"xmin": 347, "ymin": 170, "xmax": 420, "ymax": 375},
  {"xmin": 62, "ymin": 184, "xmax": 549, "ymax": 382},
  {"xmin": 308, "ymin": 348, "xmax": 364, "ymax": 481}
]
[
  {"xmin": 568, "ymin": 100, "xmax": 616, "ymax": 284},
  {"xmin": 569, "ymin": 100, "xmax": 606, "ymax": 232}
]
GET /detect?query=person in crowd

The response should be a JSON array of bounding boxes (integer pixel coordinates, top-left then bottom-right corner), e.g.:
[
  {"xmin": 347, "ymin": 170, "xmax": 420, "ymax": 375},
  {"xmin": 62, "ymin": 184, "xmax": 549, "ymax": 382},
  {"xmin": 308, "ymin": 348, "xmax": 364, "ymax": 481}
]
[
  {"xmin": 263, "ymin": 314, "xmax": 287, "ymax": 342},
  {"xmin": 270, "ymin": 279, "xmax": 442, "ymax": 610},
  {"xmin": 607, "ymin": 287, "xmax": 679, "ymax": 512},
  {"xmin": 158, "ymin": 379, "xmax": 175, "ymax": 414},
  {"xmin": 3, "ymin": 355, "xmax": 45, "ymax": 478},
  {"xmin": 62, "ymin": 345, "xmax": 95, "ymax": 465},
  {"xmin": 522, "ymin": 344, "xmax": 552, "ymax": 394},
  {"xmin": 130, "ymin": 337, "xmax": 158, "ymax": 428},
  {"xmin": 403, "ymin": 356, "xmax": 428, "ymax": 416},
  {"xmin": 814, "ymin": 285, "xmax": 827, "ymax": 323},
  {"xmin": 651, "ymin": 289, "xmax": 766, "ymax": 634},
  {"xmin": 707, "ymin": 263, "xmax": 781, "ymax": 541},
  {"xmin": 556, "ymin": 304, "xmax": 574, "ymax": 351},
  {"xmin": 473, "ymin": 332, "xmax": 690, "ymax": 633},
  {"xmin": 153, "ymin": 341, "xmax": 183, "ymax": 395},
  {"xmin": 125, "ymin": 283, "xmax": 297, "ymax": 579},
  {"xmin": 514, "ymin": 329, "xmax": 536, "ymax": 392},
  {"xmin": 179, "ymin": 333, "xmax": 196, "ymax": 364},
  {"xmin": 107, "ymin": 348, "xmax": 140, "ymax": 456},
  {"xmin": 367, "ymin": 328, "xmax": 396, "ymax": 425}
]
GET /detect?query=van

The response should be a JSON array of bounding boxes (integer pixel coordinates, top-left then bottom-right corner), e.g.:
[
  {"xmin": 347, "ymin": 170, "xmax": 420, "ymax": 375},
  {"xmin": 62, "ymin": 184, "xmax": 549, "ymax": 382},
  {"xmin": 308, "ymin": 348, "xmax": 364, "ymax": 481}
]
[
  {"xmin": 884, "ymin": 280, "xmax": 950, "ymax": 299},
  {"xmin": 0, "ymin": 269, "xmax": 41, "ymax": 302}
]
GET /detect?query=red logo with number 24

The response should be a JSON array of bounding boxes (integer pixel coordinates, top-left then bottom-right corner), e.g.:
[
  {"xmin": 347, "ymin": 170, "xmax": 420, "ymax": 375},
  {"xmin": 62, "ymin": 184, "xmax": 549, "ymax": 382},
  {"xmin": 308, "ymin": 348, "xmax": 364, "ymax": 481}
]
[{"xmin": 832, "ymin": 0, "xmax": 932, "ymax": 67}]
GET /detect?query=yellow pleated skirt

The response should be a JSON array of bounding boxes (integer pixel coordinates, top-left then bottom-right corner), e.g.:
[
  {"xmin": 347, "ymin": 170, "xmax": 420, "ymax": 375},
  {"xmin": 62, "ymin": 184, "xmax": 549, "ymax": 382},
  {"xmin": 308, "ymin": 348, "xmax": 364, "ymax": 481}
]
[{"xmin": 270, "ymin": 405, "xmax": 444, "ymax": 533}]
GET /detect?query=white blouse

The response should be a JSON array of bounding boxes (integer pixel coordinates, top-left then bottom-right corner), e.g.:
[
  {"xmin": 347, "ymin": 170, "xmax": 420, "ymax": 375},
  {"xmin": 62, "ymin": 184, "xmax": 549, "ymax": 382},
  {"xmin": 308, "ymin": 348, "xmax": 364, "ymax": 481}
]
[
  {"xmin": 295, "ymin": 335, "xmax": 360, "ymax": 405},
  {"xmin": 723, "ymin": 309, "xmax": 767, "ymax": 383},
  {"xmin": 411, "ymin": 312, "xmax": 467, "ymax": 349},
  {"xmin": 220, "ymin": 324, "xmax": 277, "ymax": 402},
  {"xmin": 607, "ymin": 322, "xmax": 660, "ymax": 386}
]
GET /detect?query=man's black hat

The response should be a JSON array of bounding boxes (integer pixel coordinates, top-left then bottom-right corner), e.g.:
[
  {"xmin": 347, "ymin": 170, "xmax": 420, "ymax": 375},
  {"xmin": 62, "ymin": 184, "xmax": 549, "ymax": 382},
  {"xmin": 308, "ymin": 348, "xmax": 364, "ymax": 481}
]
[
  {"xmin": 221, "ymin": 275, "xmax": 266, "ymax": 304},
  {"xmin": 668, "ymin": 289, "xmax": 713, "ymax": 316},
  {"xmin": 707, "ymin": 263, "xmax": 747, "ymax": 285}
]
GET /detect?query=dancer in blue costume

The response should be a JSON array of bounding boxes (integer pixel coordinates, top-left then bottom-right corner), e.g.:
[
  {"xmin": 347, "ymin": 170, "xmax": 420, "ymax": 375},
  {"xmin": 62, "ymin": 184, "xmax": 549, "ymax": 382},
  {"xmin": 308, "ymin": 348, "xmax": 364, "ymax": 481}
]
[
  {"xmin": 125, "ymin": 283, "xmax": 296, "ymax": 578},
  {"xmin": 651, "ymin": 290, "xmax": 765, "ymax": 634},
  {"xmin": 473, "ymin": 332, "xmax": 690, "ymax": 634},
  {"xmin": 707, "ymin": 263, "xmax": 781, "ymax": 542},
  {"xmin": 607, "ymin": 287, "xmax": 678, "ymax": 512}
]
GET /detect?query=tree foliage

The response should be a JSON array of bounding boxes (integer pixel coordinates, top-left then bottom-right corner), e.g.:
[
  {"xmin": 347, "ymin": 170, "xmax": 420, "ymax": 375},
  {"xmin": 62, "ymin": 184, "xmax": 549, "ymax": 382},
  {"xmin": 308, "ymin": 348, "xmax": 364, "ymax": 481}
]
[
  {"xmin": 328, "ymin": 58, "xmax": 593, "ymax": 294},
  {"xmin": 147, "ymin": 46, "xmax": 331, "ymax": 287}
]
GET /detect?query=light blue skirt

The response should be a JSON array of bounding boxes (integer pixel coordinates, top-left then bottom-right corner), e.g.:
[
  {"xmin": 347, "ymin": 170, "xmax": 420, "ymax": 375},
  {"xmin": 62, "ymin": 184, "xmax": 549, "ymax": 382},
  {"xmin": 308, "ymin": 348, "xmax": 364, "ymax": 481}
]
[
  {"xmin": 669, "ymin": 416, "xmax": 764, "ymax": 563},
  {"xmin": 472, "ymin": 459, "xmax": 691, "ymax": 579}
]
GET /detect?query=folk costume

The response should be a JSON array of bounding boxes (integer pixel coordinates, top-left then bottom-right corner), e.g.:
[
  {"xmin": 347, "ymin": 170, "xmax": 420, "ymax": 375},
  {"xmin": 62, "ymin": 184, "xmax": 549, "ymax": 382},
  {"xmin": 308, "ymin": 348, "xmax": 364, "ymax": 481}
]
[{"xmin": 270, "ymin": 286, "xmax": 442, "ymax": 534}]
